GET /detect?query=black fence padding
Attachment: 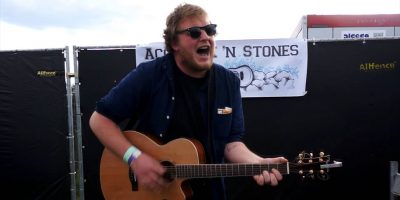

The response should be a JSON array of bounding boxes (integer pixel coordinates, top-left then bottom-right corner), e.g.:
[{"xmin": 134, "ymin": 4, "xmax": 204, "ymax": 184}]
[
  {"xmin": 78, "ymin": 48, "xmax": 136, "ymax": 200},
  {"xmin": 0, "ymin": 50, "xmax": 69, "ymax": 200}
]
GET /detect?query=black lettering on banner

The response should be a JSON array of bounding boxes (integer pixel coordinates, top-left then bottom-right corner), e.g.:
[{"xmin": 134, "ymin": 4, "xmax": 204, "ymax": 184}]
[
  {"xmin": 154, "ymin": 49, "xmax": 166, "ymax": 57},
  {"xmin": 145, "ymin": 48, "xmax": 154, "ymax": 59},
  {"xmin": 262, "ymin": 46, "xmax": 271, "ymax": 57},
  {"xmin": 145, "ymin": 48, "xmax": 166, "ymax": 60},
  {"xmin": 343, "ymin": 33, "xmax": 370, "ymax": 39},
  {"xmin": 243, "ymin": 45, "xmax": 252, "ymax": 57},
  {"xmin": 271, "ymin": 46, "xmax": 280, "ymax": 57},
  {"xmin": 252, "ymin": 46, "xmax": 262, "ymax": 57},
  {"xmin": 223, "ymin": 46, "xmax": 236, "ymax": 58},
  {"xmin": 281, "ymin": 45, "xmax": 290, "ymax": 56},
  {"xmin": 242, "ymin": 45, "xmax": 300, "ymax": 57},
  {"xmin": 290, "ymin": 45, "xmax": 299, "ymax": 55}
]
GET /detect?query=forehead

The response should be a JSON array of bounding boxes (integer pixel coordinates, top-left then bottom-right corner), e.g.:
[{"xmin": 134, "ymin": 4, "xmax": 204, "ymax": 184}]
[{"xmin": 178, "ymin": 15, "xmax": 210, "ymax": 29}]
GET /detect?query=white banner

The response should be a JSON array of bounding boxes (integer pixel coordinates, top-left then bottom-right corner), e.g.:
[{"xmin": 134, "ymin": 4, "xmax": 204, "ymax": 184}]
[{"xmin": 135, "ymin": 39, "xmax": 308, "ymax": 97}]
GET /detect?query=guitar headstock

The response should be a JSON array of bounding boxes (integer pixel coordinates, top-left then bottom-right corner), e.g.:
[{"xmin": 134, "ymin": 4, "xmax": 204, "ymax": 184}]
[{"xmin": 292, "ymin": 151, "xmax": 342, "ymax": 180}]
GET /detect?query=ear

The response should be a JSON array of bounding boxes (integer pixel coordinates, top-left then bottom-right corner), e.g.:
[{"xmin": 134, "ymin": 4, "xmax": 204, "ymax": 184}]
[{"xmin": 171, "ymin": 39, "xmax": 180, "ymax": 52}]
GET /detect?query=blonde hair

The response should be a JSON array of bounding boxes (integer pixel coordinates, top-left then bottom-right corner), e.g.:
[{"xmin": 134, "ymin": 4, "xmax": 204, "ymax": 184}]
[{"xmin": 163, "ymin": 3, "xmax": 208, "ymax": 53}]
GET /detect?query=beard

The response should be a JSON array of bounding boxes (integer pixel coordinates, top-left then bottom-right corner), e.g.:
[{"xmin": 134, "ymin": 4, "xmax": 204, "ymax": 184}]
[{"xmin": 179, "ymin": 49, "xmax": 214, "ymax": 75}]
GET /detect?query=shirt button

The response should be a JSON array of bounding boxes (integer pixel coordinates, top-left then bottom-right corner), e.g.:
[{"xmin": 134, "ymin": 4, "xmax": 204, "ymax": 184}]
[
  {"xmin": 172, "ymin": 96, "xmax": 175, "ymax": 101},
  {"xmin": 166, "ymin": 115, "xmax": 170, "ymax": 119},
  {"xmin": 159, "ymin": 133, "xmax": 163, "ymax": 137}
]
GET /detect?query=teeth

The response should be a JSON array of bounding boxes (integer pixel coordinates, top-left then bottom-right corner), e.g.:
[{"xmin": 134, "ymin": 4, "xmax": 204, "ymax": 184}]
[{"xmin": 197, "ymin": 46, "xmax": 210, "ymax": 55}]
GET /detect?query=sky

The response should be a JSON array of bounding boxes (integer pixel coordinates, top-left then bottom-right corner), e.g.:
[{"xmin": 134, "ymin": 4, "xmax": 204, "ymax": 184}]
[{"xmin": 0, "ymin": 0, "xmax": 399, "ymax": 50}]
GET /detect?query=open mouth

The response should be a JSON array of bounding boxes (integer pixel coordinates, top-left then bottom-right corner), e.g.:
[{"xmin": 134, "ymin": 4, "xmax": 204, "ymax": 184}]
[{"xmin": 197, "ymin": 46, "xmax": 210, "ymax": 56}]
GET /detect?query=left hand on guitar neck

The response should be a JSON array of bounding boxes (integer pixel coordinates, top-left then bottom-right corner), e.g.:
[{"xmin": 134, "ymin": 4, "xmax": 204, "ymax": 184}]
[{"xmin": 253, "ymin": 157, "xmax": 288, "ymax": 186}]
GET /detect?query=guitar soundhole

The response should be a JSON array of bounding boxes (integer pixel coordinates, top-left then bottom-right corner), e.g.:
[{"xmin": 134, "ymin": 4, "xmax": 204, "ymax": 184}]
[{"xmin": 161, "ymin": 161, "xmax": 175, "ymax": 182}]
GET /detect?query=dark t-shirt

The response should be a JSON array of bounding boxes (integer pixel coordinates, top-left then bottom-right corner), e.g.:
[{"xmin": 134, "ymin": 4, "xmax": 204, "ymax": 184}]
[
  {"xmin": 165, "ymin": 64, "xmax": 213, "ymax": 200},
  {"xmin": 164, "ymin": 64, "xmax": 208, "ymax": 142}
]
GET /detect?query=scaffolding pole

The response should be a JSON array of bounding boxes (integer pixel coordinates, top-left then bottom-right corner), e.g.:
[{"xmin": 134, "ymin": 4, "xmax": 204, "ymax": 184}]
[{"xmin": 72, "ymin": 46, "xmax": 85, "ymax": 200}]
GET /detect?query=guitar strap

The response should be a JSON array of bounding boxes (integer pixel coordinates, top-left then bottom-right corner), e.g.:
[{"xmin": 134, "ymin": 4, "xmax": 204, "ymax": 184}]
[
  {"xmin": 207, "ymin": 66, "xmax": 216, "ymax": 163},
  {"xmin": 122, "ymin": 113, "xmax": 138, "ymax": 131}
]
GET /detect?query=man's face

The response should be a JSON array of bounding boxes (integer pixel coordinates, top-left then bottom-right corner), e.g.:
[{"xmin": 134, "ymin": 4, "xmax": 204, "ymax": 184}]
[{"xmin": 172, "ymin": 16, "xmax": 216, "ymax": 78}]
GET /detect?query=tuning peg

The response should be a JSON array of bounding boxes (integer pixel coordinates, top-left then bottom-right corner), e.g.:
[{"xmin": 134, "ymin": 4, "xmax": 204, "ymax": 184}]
[
  {"xmin": 299, "ymin": 170, "xmax": 307, "ymax": 180},
  {"xmin": 297, "ymin": 153, "xmax": 304, "ymax": 164},
  {"xmin": 298, "ymin": 160, "xmax": 303, "ymax": 164},
  {"xmin": 308, "ymin": 153, "xmax": 314, "ymax": 163},
  {"xmin": 317, "ymin": 172, "xmax": 330, "ymax": 181},
  {"xmin": 319, "ymin": 152, "xmax": 326, "ymax": 162},
  {"xmin": 307, "ymin": 173, "xmax": 315, "ymax": 179}
]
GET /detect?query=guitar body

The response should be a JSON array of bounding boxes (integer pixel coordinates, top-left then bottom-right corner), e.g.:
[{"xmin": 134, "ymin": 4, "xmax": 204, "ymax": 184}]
[{"xmin": 100, "ymin": 131, "xmax": 205, "ymax": 200}]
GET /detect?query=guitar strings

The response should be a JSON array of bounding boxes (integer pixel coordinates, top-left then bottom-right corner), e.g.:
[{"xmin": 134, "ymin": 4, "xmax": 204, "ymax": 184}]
[{"xmin": 162, "ymin": 162, "xmax": 322, "ymax": 178}]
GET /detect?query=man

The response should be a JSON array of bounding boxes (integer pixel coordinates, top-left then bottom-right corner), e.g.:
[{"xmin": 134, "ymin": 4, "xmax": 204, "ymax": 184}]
[{"xmin": 89, "ymin": 3, "xmax": 287, "ymax": 200}]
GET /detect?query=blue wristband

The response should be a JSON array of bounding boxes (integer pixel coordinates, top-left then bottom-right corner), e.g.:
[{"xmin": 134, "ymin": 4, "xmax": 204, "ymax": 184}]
[
  {"xmin": 123, "ymin": 146, "xmax": 142, "ymax": 165},
  {"xmin": 127, "ymin": 154, "xmax": 137, "ymax": 166}
]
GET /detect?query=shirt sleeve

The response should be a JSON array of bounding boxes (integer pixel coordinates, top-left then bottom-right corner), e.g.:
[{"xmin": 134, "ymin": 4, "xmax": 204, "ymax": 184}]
[{"xmin": 95, "ymin": 64, "xmax": 151, "ymax": 124}]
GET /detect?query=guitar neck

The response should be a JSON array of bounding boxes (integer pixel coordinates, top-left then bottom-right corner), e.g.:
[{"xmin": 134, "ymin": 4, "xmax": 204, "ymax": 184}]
[{"xmin": 165, "ymin": 163, "xmax": 290, "ymax": 179}]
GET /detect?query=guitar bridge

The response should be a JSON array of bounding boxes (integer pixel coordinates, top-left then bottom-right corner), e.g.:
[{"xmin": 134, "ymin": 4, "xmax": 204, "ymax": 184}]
[{"xmin": 128, "ymin": 168, "xmax": 138, "ymax": 191}]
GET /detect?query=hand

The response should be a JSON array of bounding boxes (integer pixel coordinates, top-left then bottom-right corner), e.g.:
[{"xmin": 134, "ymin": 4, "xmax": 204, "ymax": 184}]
[
  {"xmin": 130, "ymin": 153, "xmax": 168, "ymax": 191},
  {"xmin": 253, "ymin": 157, "xmax": 288, "ymax": 186}
]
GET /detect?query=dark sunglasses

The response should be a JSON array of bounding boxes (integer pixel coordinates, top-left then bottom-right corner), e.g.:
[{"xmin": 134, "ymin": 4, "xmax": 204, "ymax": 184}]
[{"xmin": 176, "ymin": 24, "xmax": 217, "ymax": 39}]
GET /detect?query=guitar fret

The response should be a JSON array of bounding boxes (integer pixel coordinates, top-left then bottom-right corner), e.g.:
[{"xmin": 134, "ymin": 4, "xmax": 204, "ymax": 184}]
[
  {"xmin": 173, "ymin": 162, "xmax": 290, "ymax": 178},
  {"xmin": 213, "ymin": 165, "xmax": 216, "ymax": 177},
  {"xmin": 233, "ymin": 164, "xmax": 239, "ymax": 175}
]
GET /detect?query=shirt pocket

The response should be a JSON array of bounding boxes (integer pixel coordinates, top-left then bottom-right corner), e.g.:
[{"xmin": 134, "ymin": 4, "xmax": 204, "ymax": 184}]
[{"xmin": 214, "ymin": 112, "xmax": 233, "ymax": 139}]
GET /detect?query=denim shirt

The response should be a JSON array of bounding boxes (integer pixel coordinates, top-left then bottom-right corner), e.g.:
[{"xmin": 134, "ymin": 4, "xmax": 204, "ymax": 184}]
[{"xmin": 95, "ymin": 53, "xmax": 245, "ymax": 199}]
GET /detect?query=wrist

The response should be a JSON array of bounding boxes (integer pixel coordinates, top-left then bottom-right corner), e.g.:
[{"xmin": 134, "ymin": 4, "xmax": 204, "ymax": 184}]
[{"xmin": 123, "ymin": 146, "xmax": 142, "ymax": 165}]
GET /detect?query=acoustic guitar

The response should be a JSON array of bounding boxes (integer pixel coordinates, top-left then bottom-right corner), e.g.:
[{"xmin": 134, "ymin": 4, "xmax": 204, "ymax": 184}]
[{"xmin": 100, "ymin": 131, "xmax": 342, "ymax": 200}]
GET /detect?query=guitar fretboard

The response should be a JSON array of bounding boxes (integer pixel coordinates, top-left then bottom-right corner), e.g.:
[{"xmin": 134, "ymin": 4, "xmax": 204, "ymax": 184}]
[{"xmin": 165, "ymin": 163, "xmax": 290, "ymax": 178}]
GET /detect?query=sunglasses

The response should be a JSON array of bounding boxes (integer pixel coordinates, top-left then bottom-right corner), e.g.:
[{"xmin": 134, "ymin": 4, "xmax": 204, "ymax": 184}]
[{"xmin": 176, "ymin": 24, "xmax": 217, "ymax": 39}]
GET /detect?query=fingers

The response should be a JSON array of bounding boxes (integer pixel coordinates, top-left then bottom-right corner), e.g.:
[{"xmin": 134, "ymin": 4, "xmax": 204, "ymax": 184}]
[
  {"xmin": 254, "ymin": 157, "xmax": 287, "ymax": 186},
  {"xmin": 141, "ymin": 171, "xmax": 169, "ymax": 192},
  {"xmin": 131, "ymin": 153, "xmax": 169, "ymax": 191},
  {"xmin": 145, "ymin": 172, "xmax": 168, "ymax": 192},
  {"xmin": 268, "ymin": 169, "xmax": 280, "ymax": 186},
  {"xmin": 253, "ymin": 174, "xmax": 264, "ymax": 186},
  {"xmin": 254, "ymin": 171, "xmax": 278, "ymax": 186},
  {"xmin": 271, "ymin": 168, "xmax": 283, "ymax": 181}
]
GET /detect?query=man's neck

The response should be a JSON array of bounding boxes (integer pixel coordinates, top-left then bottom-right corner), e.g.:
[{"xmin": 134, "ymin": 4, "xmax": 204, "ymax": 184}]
[{"xmin": 174, "ymin": 55, "xmax": 208, "ymax": 78}]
